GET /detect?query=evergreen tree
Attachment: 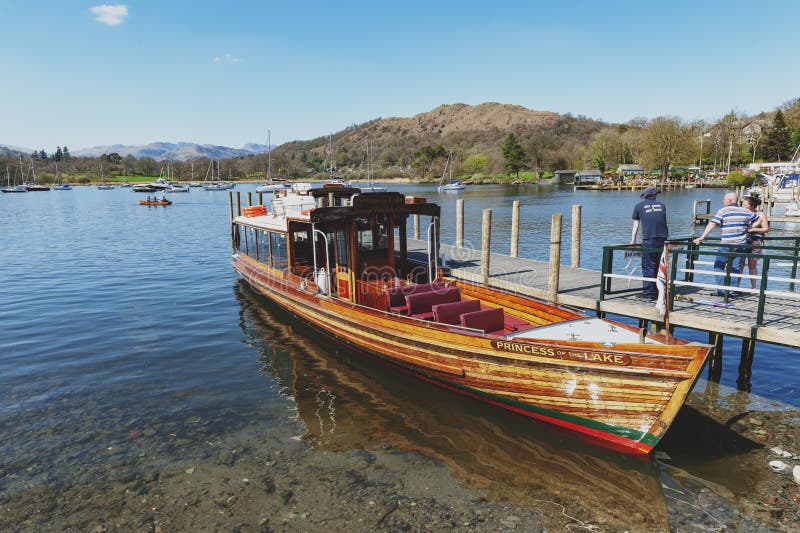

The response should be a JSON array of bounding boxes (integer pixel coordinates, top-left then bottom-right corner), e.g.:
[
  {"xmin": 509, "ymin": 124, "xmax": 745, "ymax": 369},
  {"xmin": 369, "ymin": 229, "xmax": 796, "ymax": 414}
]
[
  {"xmin": 502, "ymin": 133, "xmax": 526, "ymax": 177},
  {"xmin": 39, "ymin": 149, "xmax": 48, "ymax": 160},
  {"xmin": 54, "ymin": 147, "xmax": 63, "ymax": 162},
  {"xmin": 764, "ymin": 109, "xmax": 792, "ymax": 161},
  {"xmin": 62, "ymin": 146, "xmax": 70, "ymax": 160}
]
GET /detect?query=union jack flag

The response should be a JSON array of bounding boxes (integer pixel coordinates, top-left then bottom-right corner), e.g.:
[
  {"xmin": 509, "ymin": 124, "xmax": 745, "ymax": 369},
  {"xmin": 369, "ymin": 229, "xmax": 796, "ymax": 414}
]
[{"xmin": 655, "ymin": 244, "xmax": 669, "ymax": 316}]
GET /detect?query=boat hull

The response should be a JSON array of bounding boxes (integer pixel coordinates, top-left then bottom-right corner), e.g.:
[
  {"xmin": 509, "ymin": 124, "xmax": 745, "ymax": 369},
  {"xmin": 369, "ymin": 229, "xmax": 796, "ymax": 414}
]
[{"xmin": 233, "ymin": 254, "xmax": 708, "ymax": 454}]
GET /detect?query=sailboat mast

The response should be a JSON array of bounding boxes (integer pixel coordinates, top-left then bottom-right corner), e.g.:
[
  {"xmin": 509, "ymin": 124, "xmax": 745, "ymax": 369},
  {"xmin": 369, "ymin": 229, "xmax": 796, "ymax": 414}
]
[
  {"xmin": 328, "ymin": 133, "xmax": 333, "ymax": 180},
  {"xmin": 267, "ymin": 130, "xmax": 272, "ymax": 180}
]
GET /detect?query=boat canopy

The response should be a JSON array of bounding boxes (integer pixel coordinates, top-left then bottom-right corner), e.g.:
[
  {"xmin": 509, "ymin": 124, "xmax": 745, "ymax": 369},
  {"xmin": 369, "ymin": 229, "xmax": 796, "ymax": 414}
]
[{"xmin": 308, "ymin": 191, "xmax": 439, "ymax": 224}]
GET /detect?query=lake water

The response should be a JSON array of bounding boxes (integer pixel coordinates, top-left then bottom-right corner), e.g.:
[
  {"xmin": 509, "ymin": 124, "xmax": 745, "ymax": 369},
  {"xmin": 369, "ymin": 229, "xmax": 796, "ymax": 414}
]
[{"xmin": 1, "ymin": 184, "xmax": 798, "ymax": 530}]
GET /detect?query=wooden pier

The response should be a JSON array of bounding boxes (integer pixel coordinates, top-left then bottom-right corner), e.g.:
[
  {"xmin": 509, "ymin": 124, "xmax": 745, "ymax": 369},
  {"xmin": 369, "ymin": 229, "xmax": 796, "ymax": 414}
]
[{"xmin": 409, "ymin": 239, "xmax": 800, "ymax": 349}]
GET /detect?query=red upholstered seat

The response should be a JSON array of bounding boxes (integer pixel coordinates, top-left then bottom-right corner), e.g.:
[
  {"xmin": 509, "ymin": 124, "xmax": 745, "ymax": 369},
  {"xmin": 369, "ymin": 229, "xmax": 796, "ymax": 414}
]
[
  {"xmin": 460, "ymin": 308, "xmax": 506, "ymax": 335},
  {"xmin": 386, "ymin": 282, "xmax": 445, "ymax": 314},
  {"xmin": 432, "ymin": 299, "xmax": 481, "ymax": 325},
  {"xmin": 406, "ymin": 287, "xmax": 461, "ymax": 320}
]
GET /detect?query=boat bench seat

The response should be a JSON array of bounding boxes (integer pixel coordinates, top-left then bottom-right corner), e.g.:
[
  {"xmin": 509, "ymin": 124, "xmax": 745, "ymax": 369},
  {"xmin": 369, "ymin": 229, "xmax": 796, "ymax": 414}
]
[
  {"xmin": 387, "ymin": 281, "xmax": 446, "ymax": 314},
  {"xmin": 406, "ymin": 287, "xmax": 461, "ymax": 320},
  {"xmin": 432, "ymin": 299, "xmax": 481, "ymax": 325},
  {"xmin": 460, "ymin": 308, "xmax": 506, "ymax": 335}
]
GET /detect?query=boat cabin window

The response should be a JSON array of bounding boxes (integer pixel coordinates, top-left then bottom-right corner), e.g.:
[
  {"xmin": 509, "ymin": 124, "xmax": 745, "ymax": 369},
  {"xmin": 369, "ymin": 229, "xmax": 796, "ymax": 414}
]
[
  {"xmin": 270, "ymin": 232, "xmax": 288, "ymax": 270},
  {"xmin": 356, "ymin": 215, "xmax": 389, "ymax": 255},
  {"xmin": 258, "ymin": 230, "xmax": 270, "ymax": 263},
  {"xmin": 291, "ymin": 229, "xmax": 314, "ymax": 276},
  {"xmin": 242, "ymin": 226, "xmax": 257, "ymax": 258}
]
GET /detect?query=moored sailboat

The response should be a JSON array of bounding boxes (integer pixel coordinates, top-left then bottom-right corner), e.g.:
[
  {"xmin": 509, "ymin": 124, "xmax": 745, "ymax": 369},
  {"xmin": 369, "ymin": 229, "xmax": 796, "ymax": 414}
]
[{"xmin": 229, "ymin": 187, "xmax": 710, "ymax": 454}]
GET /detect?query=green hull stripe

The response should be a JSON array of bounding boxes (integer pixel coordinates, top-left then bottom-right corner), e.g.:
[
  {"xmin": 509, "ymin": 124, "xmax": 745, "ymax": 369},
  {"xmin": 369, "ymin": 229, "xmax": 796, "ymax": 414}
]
[{"xmin": 435, "ymin": 375, "xmax": 660, "ymax": 448}]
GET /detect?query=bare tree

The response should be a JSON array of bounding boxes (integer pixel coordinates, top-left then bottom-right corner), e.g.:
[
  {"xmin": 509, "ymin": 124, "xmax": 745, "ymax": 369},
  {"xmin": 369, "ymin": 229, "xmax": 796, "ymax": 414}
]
[{"xmin": 639, "ymin": 117, "xmax": 694, "ymax": 180}]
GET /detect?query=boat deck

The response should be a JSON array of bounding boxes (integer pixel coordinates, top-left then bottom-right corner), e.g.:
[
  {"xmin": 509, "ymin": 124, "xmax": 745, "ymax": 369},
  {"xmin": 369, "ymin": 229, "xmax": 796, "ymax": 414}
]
[{"xmin": 407, "ymin": 239, "xmax": 800, "ymax": 348}]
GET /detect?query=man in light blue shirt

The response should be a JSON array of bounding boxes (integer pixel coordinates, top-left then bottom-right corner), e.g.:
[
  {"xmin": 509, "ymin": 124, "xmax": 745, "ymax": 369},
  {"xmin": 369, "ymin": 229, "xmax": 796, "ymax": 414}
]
[{"xmin": 693, "ymin": 192, "xmax": 758, "ymax": 295}]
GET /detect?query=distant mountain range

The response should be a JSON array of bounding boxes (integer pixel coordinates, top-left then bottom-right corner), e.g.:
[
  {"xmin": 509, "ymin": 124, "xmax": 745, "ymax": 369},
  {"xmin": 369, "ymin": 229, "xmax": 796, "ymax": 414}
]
[{"xmin": 72, "ymin": 142, "xmax": 272, "ymax": 161}]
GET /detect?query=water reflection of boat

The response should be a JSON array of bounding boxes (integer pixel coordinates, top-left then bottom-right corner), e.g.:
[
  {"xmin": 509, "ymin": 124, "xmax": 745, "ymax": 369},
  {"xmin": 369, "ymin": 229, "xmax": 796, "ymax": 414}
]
[{"xmin": 234, "ymin": 282, "xmax": 671, "ymax": 530}]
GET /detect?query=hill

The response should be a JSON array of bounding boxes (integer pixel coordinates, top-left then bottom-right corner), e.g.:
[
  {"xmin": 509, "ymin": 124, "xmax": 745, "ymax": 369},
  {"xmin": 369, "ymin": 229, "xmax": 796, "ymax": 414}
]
[{"xmin": 269, "ymin": 103, "xmax": 607, "ymax": 179}]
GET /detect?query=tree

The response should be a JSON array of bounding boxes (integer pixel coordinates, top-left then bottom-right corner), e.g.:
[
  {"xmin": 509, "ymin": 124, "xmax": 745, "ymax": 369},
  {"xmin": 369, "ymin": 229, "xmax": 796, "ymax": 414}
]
[
  {"xmin": 764, "ymin": 109, "xmax": 793, "ymax": 161},
  {"xmin": 54, "ymin": 147, "xmax": 63, "ymax": 162},
  {"xmin": 639, "ymin": 117, "xmax": 694, "ymax": 180},
  {"xmin": 588, "ymin": 129, "xmax": 616, "ymax": 172},
  {"xmin": 502, "ymin": 133, "xmax": 526, "ymax": 177},
  {"xmin": 462, "ymin": 153, "xmax": 489, "ymax": 175},
  {"xmin": 62, "ymin": 146, "xmax": 70, "ymax": 160},
  {"xmin": 39, "ymin": 149, "xmax": 48, "ymax": 160}
]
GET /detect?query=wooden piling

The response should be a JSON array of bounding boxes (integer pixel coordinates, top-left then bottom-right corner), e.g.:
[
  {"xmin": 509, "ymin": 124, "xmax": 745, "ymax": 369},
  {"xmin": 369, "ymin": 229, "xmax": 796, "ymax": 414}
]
[
  {"xmin": 737, "ymin": 337, "xmax": 756, "ymax": 392},
  {"xmin": 413, "ymin": 215, "xmax": 420, "ymax": 240},
  {"xmin": 258, "ymin": 191, "xmax": 263, "ymax": 205},
  {"xmin": 548, "ymin": 213, "xmax": 562, "ymax": 304},
  {"xmin": 228, "ymin": 191, "xmax": 235, "ymax": 223},
  {"xmin": 247, "ymin": 191, "xmax": 253, "ymax": 207},
  {"xmin": 481, "ymin": 209, "xmax": 492, "ymax": 285},
  {"xmin": 571, "ymin": 204, "xmax": 581, "ymax": 268},
  {"xmin": 328, "ymin": 192, "xmax": 335, "ymax": 208},
  {"xmin": 510, "ymin": 200, "xmax": 520, "ymax": 257},
  {"xmin": 766, "ymin": 184, "xmax": 773, "ymax": 217},
  {"xmin": 707, "ymin": 331, "xmax": 723, "ymax": 382},
  {"xmin": 456, "ymin": 198, "xmax": 464, "ymax": 248},
  {"xmin": 235, "ymin": 191, "xmax": 242, "ymax": 217}
]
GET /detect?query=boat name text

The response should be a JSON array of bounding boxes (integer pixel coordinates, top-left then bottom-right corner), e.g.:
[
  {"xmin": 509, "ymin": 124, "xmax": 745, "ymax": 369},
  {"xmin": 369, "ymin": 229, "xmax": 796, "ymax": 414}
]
[{"xmin": 491, "ymin": 341, "xmax": 631, "ymax": 366}]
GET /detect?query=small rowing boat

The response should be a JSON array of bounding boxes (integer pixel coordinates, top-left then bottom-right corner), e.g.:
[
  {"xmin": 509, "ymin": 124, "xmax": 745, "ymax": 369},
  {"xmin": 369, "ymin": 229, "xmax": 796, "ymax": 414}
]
[{"xmin": 139, "ymin": 198, "xmax": 172, "ymax": 206}]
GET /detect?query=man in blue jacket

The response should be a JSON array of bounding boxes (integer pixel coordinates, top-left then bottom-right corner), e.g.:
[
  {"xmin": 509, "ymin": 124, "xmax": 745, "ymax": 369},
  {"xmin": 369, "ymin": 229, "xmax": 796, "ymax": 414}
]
[{"xmin": 631, "ymin": 187, "xmax": 668, "ymax": 300}]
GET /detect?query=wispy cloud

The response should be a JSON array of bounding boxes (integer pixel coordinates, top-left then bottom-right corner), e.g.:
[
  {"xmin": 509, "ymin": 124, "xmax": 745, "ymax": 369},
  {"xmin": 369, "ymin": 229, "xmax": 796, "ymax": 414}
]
[
  {"xmin": 89, "ymin": 4, "xmax": 128, "ymax": 26},
  {"xmin": 212, "ymin": 54, "xmax": 243, "ymax": 64}
]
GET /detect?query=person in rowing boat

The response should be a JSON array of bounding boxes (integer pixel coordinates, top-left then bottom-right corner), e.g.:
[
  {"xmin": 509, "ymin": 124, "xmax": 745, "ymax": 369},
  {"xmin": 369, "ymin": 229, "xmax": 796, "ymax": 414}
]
[{"xmin": 631, "ymin": 187, "xmax": 668, "ymax": 301}]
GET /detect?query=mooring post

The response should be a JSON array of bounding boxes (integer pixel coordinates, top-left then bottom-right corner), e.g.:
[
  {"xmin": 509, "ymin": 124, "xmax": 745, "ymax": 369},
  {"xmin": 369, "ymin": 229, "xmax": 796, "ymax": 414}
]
[
  {"xmin": 228, "ymin": 191, "xmax": 236, "ymax": 251},
  {"xmin": 481, "ymin": 209, "xmax": 492, "ymax": 285},
  {"xmin": 413, "ymin": 214, "xmax": 420, "ymax": 240},
  {"xmin": 548, "ymin": 213, "xmax": 562, "ymax": 304},
  {"xmin": 571, "ymin": 204, "xmax": 581, "ymax": 268},
  {"xmin": 247, "ymin": 191, "xmax": 253, "ymax": 207},
  {"xmin": 767, "ymin": 184, "xmax": 773, "ymax": 217},
  {"xmin": 737, "ymin": 335, "xmax": 756, "ymax": 392},
  {"xmin": 258, "ymin": 191, "xmax": 263, "ymax": 205},
  {"xmin": 510, "ymin": 200, "xmax": 520, "ymax": 257},
  {"xmin": 235, "ymin": 191, "xmax": 242, "ymax": 217},
  {"xmin": 456, "ymin": 198, "xmax": 464, "ymax": 248},
  {"xmin": 707, "ymin": 331, "xmax": 723, "ymax": 382}
]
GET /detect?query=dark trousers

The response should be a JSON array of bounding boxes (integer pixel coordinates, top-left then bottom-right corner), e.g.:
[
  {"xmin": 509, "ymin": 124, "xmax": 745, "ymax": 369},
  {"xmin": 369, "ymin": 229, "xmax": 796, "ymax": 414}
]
[{"xmin": 641, "ymin": 238, "xmax": 665, "ymax": 298}]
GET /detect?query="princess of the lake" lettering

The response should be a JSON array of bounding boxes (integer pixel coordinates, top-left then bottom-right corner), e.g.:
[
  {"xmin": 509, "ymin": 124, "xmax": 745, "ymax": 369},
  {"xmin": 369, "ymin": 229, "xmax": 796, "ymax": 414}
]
[{"xmin": 491, "ymin": 340, "xmax": 631, "ymax": 366}]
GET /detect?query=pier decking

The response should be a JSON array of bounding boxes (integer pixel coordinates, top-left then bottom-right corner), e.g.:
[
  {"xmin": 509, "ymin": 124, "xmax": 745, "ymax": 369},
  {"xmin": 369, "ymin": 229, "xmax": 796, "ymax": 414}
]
[{"xmin": 408, "ymin": 239, "xmax": 800, "ymax": 349}]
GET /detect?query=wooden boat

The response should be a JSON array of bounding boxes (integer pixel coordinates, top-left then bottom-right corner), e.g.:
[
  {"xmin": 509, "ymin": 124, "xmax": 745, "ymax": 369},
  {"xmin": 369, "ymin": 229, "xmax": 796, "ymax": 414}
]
[
  {"xmin": 229, "ymin": 187, "xmax": 710, "ymax": 454},
  {"xmin": 139, "ymin": 198, "xmax": 172, "ymax": 206}
]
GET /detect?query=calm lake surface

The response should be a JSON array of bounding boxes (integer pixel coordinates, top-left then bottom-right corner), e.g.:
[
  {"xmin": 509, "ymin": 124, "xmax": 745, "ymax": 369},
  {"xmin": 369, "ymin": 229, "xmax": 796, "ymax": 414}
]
[{"xmin": 1, "ymin": 183, "xmax": 798, "ymax": 529}]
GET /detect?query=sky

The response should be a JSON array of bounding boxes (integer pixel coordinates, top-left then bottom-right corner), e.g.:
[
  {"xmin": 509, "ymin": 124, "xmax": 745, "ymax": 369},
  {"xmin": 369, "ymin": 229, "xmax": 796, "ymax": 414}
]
[{"xmin": 1, "ymin": 0, "xmax": 798, "ymax": 151}]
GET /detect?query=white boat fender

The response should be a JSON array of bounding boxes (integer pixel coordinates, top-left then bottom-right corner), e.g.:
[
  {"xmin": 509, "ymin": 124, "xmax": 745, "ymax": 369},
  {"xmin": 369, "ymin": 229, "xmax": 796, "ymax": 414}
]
[{"xmin": 315, "ymin": 268, "xmax": 328, "ymax": 294}]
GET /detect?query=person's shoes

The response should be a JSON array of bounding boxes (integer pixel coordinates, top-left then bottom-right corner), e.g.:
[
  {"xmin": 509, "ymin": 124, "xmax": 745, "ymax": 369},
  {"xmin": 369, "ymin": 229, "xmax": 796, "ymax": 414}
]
[
  {"xmin": 637, "ymin": 294, "xmax": 657, "ymax": 301},
  {"xmin": 714, "ymin": 291, "xmax": 727, "ymax": 297}
]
